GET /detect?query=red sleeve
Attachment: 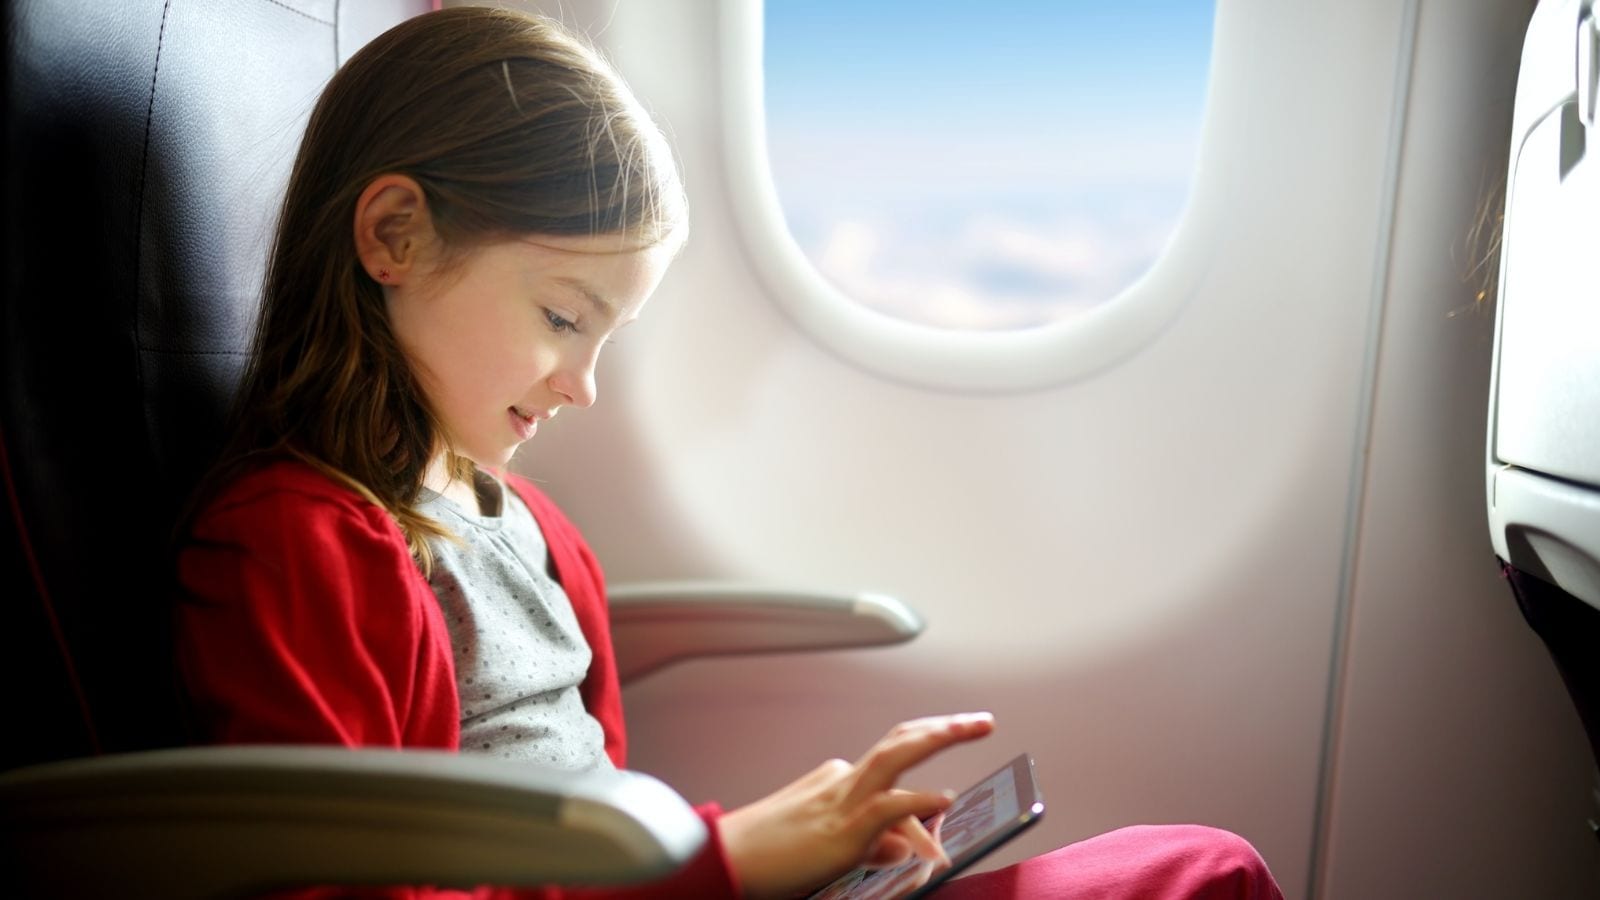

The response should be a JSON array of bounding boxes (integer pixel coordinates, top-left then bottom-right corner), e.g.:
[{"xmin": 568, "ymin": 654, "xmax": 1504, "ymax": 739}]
[
  {"xmin": 176, "ymin": 463, "xmax": 459, "ymax": 749},
  {"xmin": 504, "ymin": 475, "xmax": 625, "ymax": 769},
  {"xmin": 178, "ymin": 464, "xmax": 743, "ymax": 900}
]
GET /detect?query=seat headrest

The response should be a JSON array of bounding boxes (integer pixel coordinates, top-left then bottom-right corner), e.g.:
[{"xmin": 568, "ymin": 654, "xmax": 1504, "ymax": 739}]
[{"xmin": 2, "ymin": 0, "xmax": 350, "ymax": 766}]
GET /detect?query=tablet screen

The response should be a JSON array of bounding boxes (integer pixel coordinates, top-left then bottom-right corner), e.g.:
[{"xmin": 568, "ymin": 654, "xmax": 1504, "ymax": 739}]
[{"xmin": 807, "ymin": 754, "xmax": 1044, "ymax": 900}]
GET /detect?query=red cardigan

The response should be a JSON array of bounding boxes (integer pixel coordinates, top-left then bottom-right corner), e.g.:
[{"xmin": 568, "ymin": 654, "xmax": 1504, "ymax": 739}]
[{"xmin": 176, "ymin": 460, "xmax": 741, "ymax": 899}]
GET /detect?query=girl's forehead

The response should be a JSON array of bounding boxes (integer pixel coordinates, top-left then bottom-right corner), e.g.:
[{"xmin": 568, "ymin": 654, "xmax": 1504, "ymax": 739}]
[{"xmin": 504, "ymin": 234, "xmax": 674, "ymax": 316}]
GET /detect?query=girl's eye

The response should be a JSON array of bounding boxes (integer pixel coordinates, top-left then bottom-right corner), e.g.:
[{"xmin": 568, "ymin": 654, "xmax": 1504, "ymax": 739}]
[{"xmin": 544, "ymin": 309, "xmax": 577, "ymax": 333}]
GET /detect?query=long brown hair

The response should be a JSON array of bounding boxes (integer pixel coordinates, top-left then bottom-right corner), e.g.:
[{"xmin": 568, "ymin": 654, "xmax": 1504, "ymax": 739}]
[{"xmin": 197, "ymin": 7, "xmax": 685, "ymax": 570}]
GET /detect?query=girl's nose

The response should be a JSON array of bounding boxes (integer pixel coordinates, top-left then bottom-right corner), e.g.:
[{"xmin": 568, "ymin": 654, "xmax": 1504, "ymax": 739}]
[{"xmin": 550, "ymin": 356, "xmax": 598, "ymax": 409}]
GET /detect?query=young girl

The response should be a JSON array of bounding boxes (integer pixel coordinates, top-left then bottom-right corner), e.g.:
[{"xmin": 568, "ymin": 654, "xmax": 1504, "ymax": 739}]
[{"xmin": 175, "ymin": 8, "xmax": 1283, "ymax": 899}]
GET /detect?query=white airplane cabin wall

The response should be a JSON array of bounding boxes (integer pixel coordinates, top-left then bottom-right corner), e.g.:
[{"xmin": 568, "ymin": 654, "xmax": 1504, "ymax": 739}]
[{"xmin": 487, "ymin": 0, "xmax": 1600, "ymax": 896}]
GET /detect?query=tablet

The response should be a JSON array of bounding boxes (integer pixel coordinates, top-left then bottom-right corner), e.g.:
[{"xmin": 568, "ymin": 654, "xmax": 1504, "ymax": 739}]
[{"xmin": 806, "ymin": 754, "xmax": 1045, "ymax": 900}]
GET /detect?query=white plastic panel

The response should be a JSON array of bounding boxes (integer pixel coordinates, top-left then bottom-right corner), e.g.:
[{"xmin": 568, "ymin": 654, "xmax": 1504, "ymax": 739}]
[
  {"xmin": 608, "ymin": 583, "xmax": 922, "ymax": 682},
  {"xmin": 1493, "ymin": 466, "xmax": 1600, "ymax": 608},
  {"xmin": 1493, "ymin": 101, "xmax": 1600, "ymax": 487},
  {"xmin": 1485, "ymin": 0, "xmax": 1600, "ymax": 610}
]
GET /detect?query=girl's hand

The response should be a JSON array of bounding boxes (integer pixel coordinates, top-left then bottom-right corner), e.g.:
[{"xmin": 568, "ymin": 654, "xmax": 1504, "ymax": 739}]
[{"xmin": 717, "ymin": 712, "xmax": 995, "ymax": 900}]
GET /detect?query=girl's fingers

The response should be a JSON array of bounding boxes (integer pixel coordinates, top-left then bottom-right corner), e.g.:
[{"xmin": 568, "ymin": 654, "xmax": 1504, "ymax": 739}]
[
  {"xmin": 848, "ymin": 788, "xmax": 953, "ymax": 849},
  {"xmin": 927, "ymin": 808, "xmax": 947, "ymax": 849},
  {"xmin": 846, "ymin": 713, "xmax": 994, "ymax": 803},
  {"xmin": 718, "ymin": 716, "xmax": 986, "ymax": 899},
  {"xmin": 862, "ymin": 831, "xmax": 913, "ymax": 869},
  {"xmin": 895, "ymin": 811, "xmax": 947, "ymax": 865},
  {"xmin": 862, "ymin": 803, "xmax": 947, "ymax": 868}
]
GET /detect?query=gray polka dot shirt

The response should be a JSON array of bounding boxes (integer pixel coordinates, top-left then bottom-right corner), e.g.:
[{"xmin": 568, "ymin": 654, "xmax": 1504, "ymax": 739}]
[{"xmin": 419, "ymin": 471, "xmax": 614, "ymax": 772}]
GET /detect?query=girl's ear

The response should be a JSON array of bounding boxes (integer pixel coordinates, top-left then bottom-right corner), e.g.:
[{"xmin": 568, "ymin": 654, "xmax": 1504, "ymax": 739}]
[{"xmin": 353, "ymin": 174, "xmax": 435, "ymax": 285}]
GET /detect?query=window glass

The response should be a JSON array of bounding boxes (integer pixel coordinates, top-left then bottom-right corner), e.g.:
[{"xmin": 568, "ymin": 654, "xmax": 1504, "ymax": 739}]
[{"xmin": 764, "ymin": 1, "xmax": 1215, "ymax": 331}]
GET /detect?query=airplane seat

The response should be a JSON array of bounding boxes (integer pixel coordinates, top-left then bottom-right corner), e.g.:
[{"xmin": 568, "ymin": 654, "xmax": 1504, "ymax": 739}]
[
  {"xmin": 2, "ymin": 0, "xmax": 362, "ymax": 774},
  {"xmin": 1, "ymin": 1, "xmax": 921, "ymax": 893},
  {"xmin": 1488, "ymin": 0, "xmax": 1600, "ymax": 774},
  {"xmin": 0, "ymin": 1, "xmax": 717, "ymax": 894}
]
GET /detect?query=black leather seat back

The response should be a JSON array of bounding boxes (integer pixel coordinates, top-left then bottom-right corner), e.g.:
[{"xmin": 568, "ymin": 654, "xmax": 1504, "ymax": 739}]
[{"xmin": 2, "ymin": 0, "xmax": 367, "ymax": 769}]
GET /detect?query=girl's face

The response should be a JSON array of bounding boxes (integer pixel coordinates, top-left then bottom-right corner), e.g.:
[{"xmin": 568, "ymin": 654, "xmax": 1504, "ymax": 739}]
[{"xmin": 385, "ymin": 231, "xmax": 673, "ymax": 480}]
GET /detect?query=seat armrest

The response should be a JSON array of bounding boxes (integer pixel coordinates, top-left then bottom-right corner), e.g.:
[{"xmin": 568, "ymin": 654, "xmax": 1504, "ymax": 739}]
[
  {"xmin": 608, "ymin": 582, "xmax": 924, "ymax": 683},
  {"xmin": 0, "ymin": 746, "xmax": 706, "ymax": 899}
]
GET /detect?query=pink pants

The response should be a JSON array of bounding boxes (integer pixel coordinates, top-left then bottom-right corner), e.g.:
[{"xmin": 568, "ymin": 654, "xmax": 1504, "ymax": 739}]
[{"xmin": 932, "ymin": 825, "xmax": 1284, "ymax": 900}]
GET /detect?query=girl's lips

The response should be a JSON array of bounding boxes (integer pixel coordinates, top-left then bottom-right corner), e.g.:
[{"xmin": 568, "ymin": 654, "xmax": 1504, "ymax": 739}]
[{"xmin": 508, "ymin": 407, "xmax": 539, "ymax": 440}]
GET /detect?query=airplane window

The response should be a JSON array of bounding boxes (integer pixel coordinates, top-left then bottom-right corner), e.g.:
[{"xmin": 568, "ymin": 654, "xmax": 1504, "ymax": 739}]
[{"xmin": 760, "ymin": 1, "xmax": 1214, "ymax": 332}]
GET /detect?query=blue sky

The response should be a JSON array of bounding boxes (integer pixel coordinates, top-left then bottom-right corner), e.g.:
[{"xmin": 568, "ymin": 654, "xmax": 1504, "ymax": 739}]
[{"xmin": 762, "ymin": 1, "xmax": 1216, "ymax": 330}]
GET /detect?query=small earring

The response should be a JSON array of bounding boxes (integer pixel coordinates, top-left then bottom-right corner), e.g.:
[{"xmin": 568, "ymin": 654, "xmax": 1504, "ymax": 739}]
[{"xmin": 377, "ymin": 269, "xmax": 390, "ymax": 282}]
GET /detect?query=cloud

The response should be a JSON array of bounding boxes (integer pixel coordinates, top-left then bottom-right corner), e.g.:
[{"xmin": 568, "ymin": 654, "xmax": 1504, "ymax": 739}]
[{"xmin": 800, "ymin": 202, "xmax": 1180, "ymax": 331}]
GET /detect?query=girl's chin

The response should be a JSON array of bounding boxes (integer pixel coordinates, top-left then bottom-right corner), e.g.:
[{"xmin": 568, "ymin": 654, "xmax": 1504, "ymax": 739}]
[
  {"xmin": 448, "ymin": 443, "xmax": 515, "ymax": 473},
  {"xmin": 480, "ymin": 448, "xmax": 519, "ymax": 470}
]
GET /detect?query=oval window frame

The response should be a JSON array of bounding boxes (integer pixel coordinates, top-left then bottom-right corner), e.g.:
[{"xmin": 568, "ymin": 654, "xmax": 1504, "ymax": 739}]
[{"xmin": 718, "ymin": 0, "xmax": 1219, "ymax": 392}]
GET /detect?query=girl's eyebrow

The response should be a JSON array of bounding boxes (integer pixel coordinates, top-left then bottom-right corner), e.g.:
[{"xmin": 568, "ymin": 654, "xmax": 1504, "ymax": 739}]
[{"xmin": 552, "ymin": 276, "xmax": 615, "ymax": 318}]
